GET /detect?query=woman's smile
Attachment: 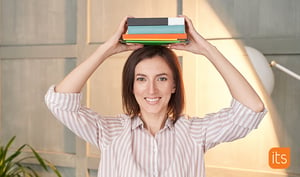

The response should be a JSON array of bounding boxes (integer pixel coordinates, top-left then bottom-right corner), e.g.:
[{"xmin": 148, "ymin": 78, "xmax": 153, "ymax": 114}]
[{"xmin": 144, "ymin": 97, "xmax": 161, "ymax": 105}]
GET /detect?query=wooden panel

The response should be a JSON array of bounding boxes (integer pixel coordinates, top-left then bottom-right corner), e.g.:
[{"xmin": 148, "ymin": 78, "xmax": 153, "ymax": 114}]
[
  {"xmin": 194, "ymin": 0, "xmax": 300, "ymax": 39},
  {"xmin": 0, "ymin": 0, "xmax": 76, "ymax": 45},
  {"xmin": 1, "ymin": 58, "xmax": 76, "ymax": 153},
  {"xmin": 0, "ymin": 45, "xmax": 77, "ymax": 59},
  {"xmin": 89, "ymin": 55, "xmax": 126, "ymax": 115}
]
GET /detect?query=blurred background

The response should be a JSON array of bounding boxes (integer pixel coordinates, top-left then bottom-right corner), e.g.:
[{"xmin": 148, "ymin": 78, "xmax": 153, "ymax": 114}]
[{"xmin": 0, "ymin": 0, "xmax": 299, "ymax": 176}]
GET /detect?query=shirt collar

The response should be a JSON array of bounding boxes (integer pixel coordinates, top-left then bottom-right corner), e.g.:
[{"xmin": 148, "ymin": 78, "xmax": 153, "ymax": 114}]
[
  {"xmin": 131, "ymin": 116, "xmax": 175, "ymax": 131},
  {"xmin": 164, "ymin": 118, "xmax": 175, "ymax": 130},
  {"xmin": 131, "ymin": 116, "xmax": 144, "ymax": 130}
]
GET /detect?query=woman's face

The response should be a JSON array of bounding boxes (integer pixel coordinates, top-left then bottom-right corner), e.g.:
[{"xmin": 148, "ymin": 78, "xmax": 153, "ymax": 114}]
[{"xmin": 133, "ymin": 56, "xmax": 176, "ymax": 117}]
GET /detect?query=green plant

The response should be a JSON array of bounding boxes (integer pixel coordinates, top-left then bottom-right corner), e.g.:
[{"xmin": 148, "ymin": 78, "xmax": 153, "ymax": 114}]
[{"xmin": 0, "ymin": 136, "xmax": 62, "ymax": 177}]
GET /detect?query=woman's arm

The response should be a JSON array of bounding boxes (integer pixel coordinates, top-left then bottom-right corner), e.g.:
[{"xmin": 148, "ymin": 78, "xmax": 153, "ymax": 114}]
[
  {"xmin": 55, "ymin": 16, "xmax": 143, "ymax": 93},
  {"xmin": 169, "ymin": 16, "xmax": 264, "ymax": 112}
]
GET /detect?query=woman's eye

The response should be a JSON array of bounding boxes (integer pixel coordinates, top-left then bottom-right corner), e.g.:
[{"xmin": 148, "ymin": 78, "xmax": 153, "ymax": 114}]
[
  {"xmin": 136, "ymin": 77, "xmax": 146, "ymax": 81},
  {"xmin": 158, "ymin": 77, "xmax": 168, "ymax": 81}
]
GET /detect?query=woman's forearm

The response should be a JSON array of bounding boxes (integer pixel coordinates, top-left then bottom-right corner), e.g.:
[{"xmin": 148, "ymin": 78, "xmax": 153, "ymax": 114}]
[
  {"xmin": 55, "ymin": 44, "xmax": 110, "ymax": 93},
  {"xmin": 204, "ymin": 44, "xmax": 265, "ymax": 112}
]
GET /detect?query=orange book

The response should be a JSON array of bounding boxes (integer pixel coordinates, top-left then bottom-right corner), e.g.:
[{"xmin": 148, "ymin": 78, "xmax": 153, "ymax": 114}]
[{"xmin": 122, "ymin": 33, "xmax": 187, "ymax": 40}]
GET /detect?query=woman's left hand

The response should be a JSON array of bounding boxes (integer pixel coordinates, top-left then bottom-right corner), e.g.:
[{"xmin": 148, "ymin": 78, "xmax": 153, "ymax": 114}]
[{"xmin": 168, "ymin": 15, "xmax": 213, "ymax": 57}]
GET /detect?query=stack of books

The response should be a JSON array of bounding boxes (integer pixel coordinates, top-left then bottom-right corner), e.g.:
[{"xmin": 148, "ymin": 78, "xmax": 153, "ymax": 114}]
[{"xmin": 121, "ymin": 17, "xmax": 188, "ymax": 45}]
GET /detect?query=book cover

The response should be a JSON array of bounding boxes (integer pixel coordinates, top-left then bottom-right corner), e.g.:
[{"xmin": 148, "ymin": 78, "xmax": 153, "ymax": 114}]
[
  {"xmin": 127, "ymin": 25, "xmax": 185, "ymax": 34},
  {"xmin": 122, "ymin": 33, "xmax": 187, "ymax": 40},
  {"xmin": 127, "ymin": 17, "xmax": 184, "ymax": 26}
]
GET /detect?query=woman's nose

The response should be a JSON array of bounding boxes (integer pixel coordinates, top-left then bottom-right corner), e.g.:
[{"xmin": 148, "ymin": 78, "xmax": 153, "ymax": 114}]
[{"xmin": 148, "ymin": 81, "xmax": 157, "ymax": 94}]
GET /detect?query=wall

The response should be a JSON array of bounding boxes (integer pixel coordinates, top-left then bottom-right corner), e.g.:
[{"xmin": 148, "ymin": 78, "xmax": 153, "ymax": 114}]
[{"xmin": 183, "ymin": 0, "xmax": 300, "ymax": 176}]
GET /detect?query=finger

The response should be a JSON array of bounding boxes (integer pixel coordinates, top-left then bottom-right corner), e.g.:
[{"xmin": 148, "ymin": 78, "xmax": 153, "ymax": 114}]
[
  {"xmin": 168, "ymin": 43, "xmax": 188, "ymax": 51},
  {"xmin": 182, "ymin": 16, "xmax": 199, "ymax": 38},
  {"xmin": 182, "ymin": 15, "xmax": 194, "ymax": 30},
  {"xmin": 120, "ymin": 43, "xmax": 144, "ymax": 52},
  {"xmin": 116, "ymin": 16, "xmax": 129, "ymax": 36},
  {"xmin": 126, "ymin": 43, "xmax": 144, "ymax": 51}
]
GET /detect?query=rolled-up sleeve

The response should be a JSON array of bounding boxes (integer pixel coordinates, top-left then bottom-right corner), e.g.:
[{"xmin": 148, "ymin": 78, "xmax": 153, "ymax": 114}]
[
  {"xmin": 190, "ymin": 99, "xmax": 267, "ymax": 151},
  {"xmin": 45, "ymin": 85, "xmax": 101, "ymax": 148}
]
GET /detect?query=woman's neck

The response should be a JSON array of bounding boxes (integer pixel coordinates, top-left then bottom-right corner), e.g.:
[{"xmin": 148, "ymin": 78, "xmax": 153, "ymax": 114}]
[{"xmin": 140, "ymin": 112, "xmax": 168, "ymax": 136}]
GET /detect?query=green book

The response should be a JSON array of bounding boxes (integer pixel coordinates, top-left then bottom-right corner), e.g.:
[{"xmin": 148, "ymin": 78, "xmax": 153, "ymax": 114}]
[{"xmin": 120, "ymin": 39, "xmax": 188, "ymax": 45}]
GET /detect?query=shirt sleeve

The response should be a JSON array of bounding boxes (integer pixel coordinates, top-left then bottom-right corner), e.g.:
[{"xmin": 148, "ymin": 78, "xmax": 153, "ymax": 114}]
[
  {"xmin": 189, "ymin": 99, "xmax": 267, "ymax": 151},
  {"xmin": 44, "ymin": 85, "xmax": 126, "ymax": 149}
]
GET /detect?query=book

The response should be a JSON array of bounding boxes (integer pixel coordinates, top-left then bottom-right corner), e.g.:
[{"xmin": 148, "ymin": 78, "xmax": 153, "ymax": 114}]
[
  {"xmin": 120, "ymin": 39, "xmax": 188, "ymax": 45},
  {"xmin": 127, "ymin": 17, "xmax": 185, "ymax": 26},
  {"xmin": 122, "ymin": 33, "xmax": 187, "ymax": 40},
  {"xmin": 121, "ymin": 17, "xmax": 188, "ymax": 45},
  {"xmin": 127, "ymin": 25, "xmax": 185, "ymax": 34}
]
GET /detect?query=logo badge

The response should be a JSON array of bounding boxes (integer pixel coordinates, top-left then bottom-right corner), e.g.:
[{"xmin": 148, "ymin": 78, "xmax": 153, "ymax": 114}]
[{"xmin": 269, "ymin": 147, "xmax": 290, "ymax": 169}]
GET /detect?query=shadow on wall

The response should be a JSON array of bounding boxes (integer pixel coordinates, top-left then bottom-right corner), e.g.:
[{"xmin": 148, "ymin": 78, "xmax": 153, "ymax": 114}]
[{"xmin": 206, "ymin": 0, "xmax": 300, "ymax": 175}]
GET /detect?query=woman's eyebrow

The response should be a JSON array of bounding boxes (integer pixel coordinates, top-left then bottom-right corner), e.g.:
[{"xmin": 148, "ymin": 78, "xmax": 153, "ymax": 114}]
[
  {"xmin": 135, "ymin": 73, "xmax": 147, "ymax": 77},
  {"xmin": 135, "ymin": 73, "xmax": 170, "ymax": 79},
  {"xmin": 156, "ymin": 73, "xmax": 169, "ymax": 77}
]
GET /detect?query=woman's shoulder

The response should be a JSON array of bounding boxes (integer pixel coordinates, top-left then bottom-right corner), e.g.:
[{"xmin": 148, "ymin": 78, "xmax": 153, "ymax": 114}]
[{"xmin": 98, "ymin": 114, "xmax": 131, "ymax": 127}]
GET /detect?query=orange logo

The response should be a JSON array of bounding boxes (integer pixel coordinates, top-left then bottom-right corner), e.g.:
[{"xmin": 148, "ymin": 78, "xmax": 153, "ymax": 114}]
[{"xmin": 269, "ymin": 147, "xmax": 290, "ymax": 169}]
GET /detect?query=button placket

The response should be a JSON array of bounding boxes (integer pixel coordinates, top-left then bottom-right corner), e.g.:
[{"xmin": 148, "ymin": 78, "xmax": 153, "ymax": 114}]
[{"xmin": 153, "ymin": 136, "xmax": 158, "ymax": 177}]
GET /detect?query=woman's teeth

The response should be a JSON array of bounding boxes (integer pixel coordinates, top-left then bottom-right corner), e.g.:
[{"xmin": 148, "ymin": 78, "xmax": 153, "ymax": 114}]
[{"xmin": 145, "ymin": 97, "xmax": 160, "ymax": 102}]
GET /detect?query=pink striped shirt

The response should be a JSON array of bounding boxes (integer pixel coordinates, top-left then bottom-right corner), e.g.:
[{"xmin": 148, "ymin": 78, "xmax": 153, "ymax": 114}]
[{"xmin": 45, "ymin": 86, "xmax": 267, "ymax": 177}]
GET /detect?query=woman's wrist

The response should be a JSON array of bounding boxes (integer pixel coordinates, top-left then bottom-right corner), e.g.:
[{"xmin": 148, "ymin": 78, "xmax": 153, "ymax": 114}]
[
  {"xmin": 94, "ymin": 42, "xmax": 116, "ymax": 62},
  {"xmin": 200, "ymin": 42, "xmax": 219, "ymax": 60}
]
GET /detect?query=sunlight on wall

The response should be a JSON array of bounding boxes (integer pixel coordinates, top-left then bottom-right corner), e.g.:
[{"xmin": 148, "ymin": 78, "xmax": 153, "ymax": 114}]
[{"xmin": 182, "ymin": 0, "xmax": 286, "ymax": 176}]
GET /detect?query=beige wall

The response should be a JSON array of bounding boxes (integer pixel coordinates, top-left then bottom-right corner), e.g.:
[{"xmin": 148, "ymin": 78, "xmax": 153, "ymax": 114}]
[{"xmin": 1, "ymin": 0, "xmax": 299, "ymax": 177}]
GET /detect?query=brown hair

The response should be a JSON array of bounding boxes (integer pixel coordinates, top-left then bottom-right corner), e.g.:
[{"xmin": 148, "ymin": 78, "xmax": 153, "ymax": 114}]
[{"xmin": 122, "ymin": 45, "xmax": 185, "ymax": 121}]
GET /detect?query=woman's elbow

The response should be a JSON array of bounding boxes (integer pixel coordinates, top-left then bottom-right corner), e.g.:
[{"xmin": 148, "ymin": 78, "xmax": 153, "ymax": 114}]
[{"xmin": 252, "ymin": 101, "xmax": 265, "ymax": 113}]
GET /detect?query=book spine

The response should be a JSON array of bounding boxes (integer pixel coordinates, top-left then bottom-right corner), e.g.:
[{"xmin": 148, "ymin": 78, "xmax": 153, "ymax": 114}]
[
  {"xmin": 128, "ymin": 25, "xmax": 185, "ymax": 34},
  {"xmin": 122, "ymin": 33, "xmax": 187, "ymax": 40},
  {"xmin": 123, "ymin": 40, "xmax": 186, "ymax": 44},
  {"xmin": 127, "ymin": 17, "xmax": 184, "ymax": 26}
]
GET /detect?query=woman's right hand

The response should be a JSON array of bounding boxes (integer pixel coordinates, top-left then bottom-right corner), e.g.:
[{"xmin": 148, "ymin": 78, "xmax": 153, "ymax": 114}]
[{"xmin": 101, "ymin": 16, "xmax": 144, "ymax": 59}]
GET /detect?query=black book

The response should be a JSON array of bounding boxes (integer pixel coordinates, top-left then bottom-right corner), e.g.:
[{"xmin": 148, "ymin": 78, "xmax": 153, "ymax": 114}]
[{"xmin": 127, "ymin": 17, "xmax": 184, "ymax": 26}]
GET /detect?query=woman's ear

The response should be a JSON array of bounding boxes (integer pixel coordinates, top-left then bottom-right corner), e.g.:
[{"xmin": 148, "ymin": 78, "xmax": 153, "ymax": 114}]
[{"xmin": 172, "ymin": 85, "xmax": 176, "ymax": 93}]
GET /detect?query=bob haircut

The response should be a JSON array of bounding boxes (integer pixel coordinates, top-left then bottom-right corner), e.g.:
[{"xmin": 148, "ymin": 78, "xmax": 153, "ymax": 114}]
[{"xmin": 122, "ymin": 45, "xmax": 185, "ymax": 121}]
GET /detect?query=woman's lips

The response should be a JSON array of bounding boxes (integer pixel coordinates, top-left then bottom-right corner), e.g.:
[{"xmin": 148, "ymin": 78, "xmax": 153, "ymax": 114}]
[{"xmin": 144, "ymin": 97, "xmax": 161, "ymax": 104}]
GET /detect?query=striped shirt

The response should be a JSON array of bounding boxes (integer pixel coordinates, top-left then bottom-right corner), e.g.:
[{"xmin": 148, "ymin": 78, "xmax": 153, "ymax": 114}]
[{"xmin": 45, "ymin": 86, "xmax": 267, "ymax": 177}]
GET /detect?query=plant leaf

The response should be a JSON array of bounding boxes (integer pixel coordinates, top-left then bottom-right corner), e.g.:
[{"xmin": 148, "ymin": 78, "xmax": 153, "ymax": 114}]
[
  {"xmin": 26, "ymin": 145, "xmax": 48, "ymax": 171},
  {"xmin": 3, "ymin": 136, "xmax": 16, "ymax": 159},
  {"xmin": 43, "ymin": 160, "xmax": 62, "ymax": 177},
  {"xmin": 27, "ymin": 145, "xmax": 62, "ymax": 177},
  {"xmin": 0, "ymin": 136, "xmax": 62, "ymax": 177},
  {"xmin": 4, "ymin": 142, "xmax": 27, "ymax": 163}
]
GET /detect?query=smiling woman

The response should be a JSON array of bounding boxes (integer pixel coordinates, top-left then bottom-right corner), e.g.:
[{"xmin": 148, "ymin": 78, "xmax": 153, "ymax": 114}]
[{"xmin": 45, "ymin": 16, "xmax": 267, "ymax": 177}]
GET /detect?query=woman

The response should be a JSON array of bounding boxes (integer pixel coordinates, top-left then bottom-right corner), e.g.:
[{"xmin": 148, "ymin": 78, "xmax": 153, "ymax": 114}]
[{"xmin": 45, "ymin": 15, "xmax": 267, "ymax": 177}]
